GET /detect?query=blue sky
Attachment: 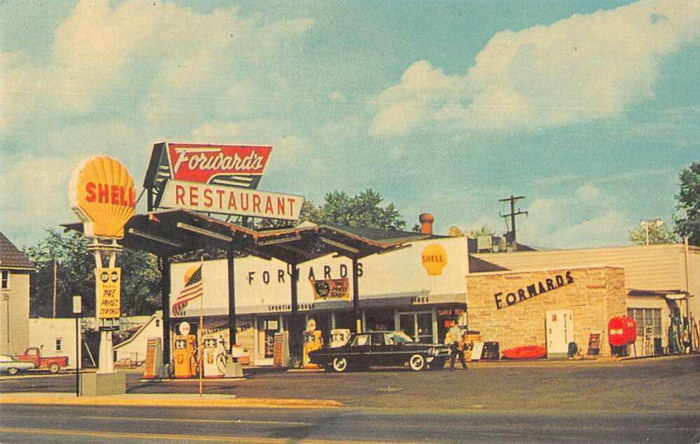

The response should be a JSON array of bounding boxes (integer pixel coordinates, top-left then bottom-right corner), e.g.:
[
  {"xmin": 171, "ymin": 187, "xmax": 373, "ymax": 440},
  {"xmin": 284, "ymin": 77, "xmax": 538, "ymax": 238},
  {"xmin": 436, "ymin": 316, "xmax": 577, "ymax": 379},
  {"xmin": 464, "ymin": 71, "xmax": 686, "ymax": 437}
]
[{"xmin": 1, "ymin": 0, "xmax": 699, "ymax": 249}]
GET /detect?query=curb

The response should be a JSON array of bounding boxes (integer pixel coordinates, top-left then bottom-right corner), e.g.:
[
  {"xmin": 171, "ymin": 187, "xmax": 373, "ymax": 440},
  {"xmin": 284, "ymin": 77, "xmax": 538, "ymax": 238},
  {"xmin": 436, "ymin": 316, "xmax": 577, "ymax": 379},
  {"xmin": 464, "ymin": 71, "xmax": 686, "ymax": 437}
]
[{"xmin": 0, "ymin": 393, "xmax": 343, "ymax": 409}]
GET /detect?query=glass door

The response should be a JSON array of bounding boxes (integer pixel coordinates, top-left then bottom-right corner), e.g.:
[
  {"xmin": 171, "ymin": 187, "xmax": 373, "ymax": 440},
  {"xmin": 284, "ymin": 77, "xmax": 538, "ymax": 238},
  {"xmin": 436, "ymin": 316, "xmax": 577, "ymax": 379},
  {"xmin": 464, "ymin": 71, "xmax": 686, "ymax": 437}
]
[
  {"xmin": 416, "ymin": 312, "xmax": 433, "ymax": 343},
  {"xmin": 258, "ymin": 317, "xmax": 280, "ymax": 359},
  {"xmin": 398, "ymin": 312, "xmax": 434, "ymax": 343},
  {"xmin": 399, "ymin": 313, "xmax": 415, "ymax": 338}
]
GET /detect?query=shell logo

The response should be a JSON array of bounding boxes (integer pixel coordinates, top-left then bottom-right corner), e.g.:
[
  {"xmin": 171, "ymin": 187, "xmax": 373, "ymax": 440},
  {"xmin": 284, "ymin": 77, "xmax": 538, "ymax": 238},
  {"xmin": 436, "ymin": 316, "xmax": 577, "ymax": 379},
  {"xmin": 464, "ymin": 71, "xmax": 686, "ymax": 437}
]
[
  {"xmin": 421, "ymin": 244, "xmax": 448, "ymax": 276},
  {"xmin": 69, "ymin": 156, "xmax": 136, "ymax": 239}
]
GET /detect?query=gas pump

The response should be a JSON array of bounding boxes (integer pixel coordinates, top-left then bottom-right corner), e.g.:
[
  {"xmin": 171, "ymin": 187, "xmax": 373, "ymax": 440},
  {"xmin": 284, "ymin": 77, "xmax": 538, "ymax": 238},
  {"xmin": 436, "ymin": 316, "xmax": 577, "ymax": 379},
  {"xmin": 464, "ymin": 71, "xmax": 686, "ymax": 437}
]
[
  {"xmin": 302, "ymin": 319, "xmax": 323, "ymax": 368},
  {"xmin": 173, "ymin": 322, "xmax": 197, "ymax": 378},
  {"xmin": 202, "ymin": 328, "xmax": 228, "ymax": 378},
  {"xmin": 330, "ymin": 329, "xmax": 351, "ymax": 347}
]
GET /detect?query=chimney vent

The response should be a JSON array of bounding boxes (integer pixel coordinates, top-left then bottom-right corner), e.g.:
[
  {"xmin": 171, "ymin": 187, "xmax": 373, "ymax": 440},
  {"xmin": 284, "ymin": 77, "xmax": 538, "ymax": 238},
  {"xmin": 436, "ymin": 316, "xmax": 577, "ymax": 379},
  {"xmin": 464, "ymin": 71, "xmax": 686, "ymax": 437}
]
[{"xmin": 419, "ymin": 213, "xmax": 434, "ymax": 235}]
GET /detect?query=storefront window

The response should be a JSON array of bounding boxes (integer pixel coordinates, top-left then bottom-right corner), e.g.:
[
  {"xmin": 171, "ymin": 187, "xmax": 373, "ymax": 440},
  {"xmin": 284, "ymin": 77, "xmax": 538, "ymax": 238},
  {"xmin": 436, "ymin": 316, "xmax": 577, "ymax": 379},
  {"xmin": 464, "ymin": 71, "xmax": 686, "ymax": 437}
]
[
  {"xmin": 334, "ymin": 311, "xmax": 355, "ymax": 331},
  {"xmin": 399, "ymin": 311, "xmax": 434, "ymax": 343},
  {"xmin": 365, "ymin": 309, "xmax": 394, "ymax": 331},
  {"xmin": 627, "ymin": 308, "xmax": 662, "ymax": 338},
  {"xmin": 258, "ymin": 316, "xmax": 281, "ymax": 359}
]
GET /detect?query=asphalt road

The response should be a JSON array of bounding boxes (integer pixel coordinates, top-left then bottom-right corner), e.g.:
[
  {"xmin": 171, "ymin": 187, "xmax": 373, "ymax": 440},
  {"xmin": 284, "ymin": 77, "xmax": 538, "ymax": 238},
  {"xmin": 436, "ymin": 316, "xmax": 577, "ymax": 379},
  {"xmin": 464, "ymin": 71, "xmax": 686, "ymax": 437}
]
[
  {"xmin": 1, "ymin": 355, "xmax": 698, "ymax": 443},
  {"xmin": 0, "ymin": 404, "xmax": 697, "ymax": 443}
]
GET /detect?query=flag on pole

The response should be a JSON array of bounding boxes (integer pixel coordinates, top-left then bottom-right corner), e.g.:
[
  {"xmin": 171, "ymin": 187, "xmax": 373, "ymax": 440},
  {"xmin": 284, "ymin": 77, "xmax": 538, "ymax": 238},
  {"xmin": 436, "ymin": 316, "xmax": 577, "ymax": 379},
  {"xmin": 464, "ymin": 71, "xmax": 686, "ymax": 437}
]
[{"xmin": 172, "ymin": 264, "xmax": 203, "ymax": 316}]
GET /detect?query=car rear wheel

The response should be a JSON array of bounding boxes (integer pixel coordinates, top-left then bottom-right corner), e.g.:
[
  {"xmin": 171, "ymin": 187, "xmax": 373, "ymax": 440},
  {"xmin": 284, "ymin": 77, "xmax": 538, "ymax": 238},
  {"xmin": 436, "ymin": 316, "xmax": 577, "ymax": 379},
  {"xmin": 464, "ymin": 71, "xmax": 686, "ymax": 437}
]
[
  {"xmin": 331, "ymin": 357, "xmax": 348, "ymax": 373},
  {"xmin": 7, "ymin": 367, "xmax": 19, "ymax": 375},
  {"xmin": 409, "ymin": 354, "xmax": 426, "ymax": 371},
  {"xmin": 48, "ymin": 363, "xmax": 60, "ymax": 374}
]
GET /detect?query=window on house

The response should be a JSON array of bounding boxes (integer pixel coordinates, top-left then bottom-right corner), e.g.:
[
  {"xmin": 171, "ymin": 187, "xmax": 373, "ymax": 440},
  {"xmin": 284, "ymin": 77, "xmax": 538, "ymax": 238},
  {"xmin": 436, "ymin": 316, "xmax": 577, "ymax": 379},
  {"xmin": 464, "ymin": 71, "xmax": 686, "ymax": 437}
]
[
  {"xmin": 627, "ymin": 308, "xmax": 662, "ymax": 338},
  {"xmin": 55, "ymin": 338, "xmax": 63, "ymax": 351},
  {"xmin": 1, "ymin": 270, "xmax": 9, "ymax": 290},
  {"xmin": 155, "ymin": 320, "xmax": 160, "ymax": 328}
]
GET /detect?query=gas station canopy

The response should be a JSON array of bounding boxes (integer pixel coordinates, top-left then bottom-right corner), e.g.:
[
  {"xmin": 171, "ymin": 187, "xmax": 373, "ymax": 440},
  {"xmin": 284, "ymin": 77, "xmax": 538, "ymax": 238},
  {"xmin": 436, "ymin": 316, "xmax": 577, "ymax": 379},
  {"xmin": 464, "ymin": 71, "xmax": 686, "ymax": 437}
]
[{"xmin": 63, "ymin": 208, "xmax": 428, "ymax": 262}]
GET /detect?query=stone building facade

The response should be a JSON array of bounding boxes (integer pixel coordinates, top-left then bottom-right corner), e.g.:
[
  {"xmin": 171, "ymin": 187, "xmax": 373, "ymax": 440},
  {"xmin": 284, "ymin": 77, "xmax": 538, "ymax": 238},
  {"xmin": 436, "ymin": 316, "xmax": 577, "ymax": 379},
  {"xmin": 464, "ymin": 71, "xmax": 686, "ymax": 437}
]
[{"xmin": 466, "ymin": 266, "xmax": 627, "ymax": 357}]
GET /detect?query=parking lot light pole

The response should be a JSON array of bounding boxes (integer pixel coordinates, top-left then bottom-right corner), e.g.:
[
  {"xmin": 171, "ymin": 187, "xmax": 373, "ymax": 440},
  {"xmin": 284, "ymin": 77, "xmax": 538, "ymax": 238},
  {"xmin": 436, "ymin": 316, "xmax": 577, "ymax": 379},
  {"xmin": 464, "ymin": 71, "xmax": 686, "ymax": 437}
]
[{"xmin": 73, "ymin": 295, "xmax": 82, "ymax": 397}]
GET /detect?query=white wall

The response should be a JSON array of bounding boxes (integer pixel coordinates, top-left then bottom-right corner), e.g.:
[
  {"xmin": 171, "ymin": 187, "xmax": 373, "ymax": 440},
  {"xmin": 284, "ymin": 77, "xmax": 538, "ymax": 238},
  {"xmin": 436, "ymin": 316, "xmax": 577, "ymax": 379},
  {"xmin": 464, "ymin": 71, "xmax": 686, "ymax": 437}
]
[
  {"xmin": 0, "ymin": 271, "xmax": 30, "ymax": 355},
  {"xmin": 170, "ymin": 236, "xmax": 469, "ymax": 317},
  {"xmin": 114, "ymin": 314, "xmax": 163, "ymax": 363},
  {"xmin": 28, "ymin": 318, "xmax": 80, "ymax": 369}
]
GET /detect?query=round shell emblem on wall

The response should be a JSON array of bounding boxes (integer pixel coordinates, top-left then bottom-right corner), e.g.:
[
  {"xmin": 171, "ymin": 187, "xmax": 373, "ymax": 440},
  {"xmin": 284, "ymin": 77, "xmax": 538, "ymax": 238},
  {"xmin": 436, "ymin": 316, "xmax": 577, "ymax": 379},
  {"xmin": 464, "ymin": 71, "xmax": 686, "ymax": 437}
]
[{"xmin": 421, "ymin": 244, "xmax": 448, "ymax": 276}]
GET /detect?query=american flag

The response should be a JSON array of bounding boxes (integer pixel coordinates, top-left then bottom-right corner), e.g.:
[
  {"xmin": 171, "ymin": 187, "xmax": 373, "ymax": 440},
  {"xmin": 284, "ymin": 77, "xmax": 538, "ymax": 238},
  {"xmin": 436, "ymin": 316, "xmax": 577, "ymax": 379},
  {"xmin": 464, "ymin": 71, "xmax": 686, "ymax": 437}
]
[{"xmin": 172, "ymin": 265, "xmax": 203, "ymax": 316}]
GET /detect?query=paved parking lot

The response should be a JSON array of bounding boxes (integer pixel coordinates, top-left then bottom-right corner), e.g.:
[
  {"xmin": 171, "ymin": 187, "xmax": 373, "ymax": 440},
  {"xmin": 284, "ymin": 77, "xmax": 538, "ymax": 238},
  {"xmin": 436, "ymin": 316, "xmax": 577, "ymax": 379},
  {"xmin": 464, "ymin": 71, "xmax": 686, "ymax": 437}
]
[{"xmin": 3, "ymin": 355, "xmax": 698, "ymax": 413}]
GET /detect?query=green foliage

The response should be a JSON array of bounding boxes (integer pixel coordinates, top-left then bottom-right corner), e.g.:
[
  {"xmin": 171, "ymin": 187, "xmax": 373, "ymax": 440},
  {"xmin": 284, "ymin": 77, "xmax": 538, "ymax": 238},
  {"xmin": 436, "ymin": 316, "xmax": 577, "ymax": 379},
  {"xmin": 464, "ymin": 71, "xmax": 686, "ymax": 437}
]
[
  {"xmin": 674, "ymin": 161, "xmax": 700, "ymax": 245},
  {"xmin": 303, "ymin": 189, "xmax": 406, "ymax": 231},
  {"xmin": 466, "ymin": 225, "xmax": 496, "ymax": 239},
  {"xmin": 23, "ymin": 229, "xmax": 161, "ymax": 317},
  {"xmin": 628, "ymin": 221, "xmax": 678, "ymax": 245}
]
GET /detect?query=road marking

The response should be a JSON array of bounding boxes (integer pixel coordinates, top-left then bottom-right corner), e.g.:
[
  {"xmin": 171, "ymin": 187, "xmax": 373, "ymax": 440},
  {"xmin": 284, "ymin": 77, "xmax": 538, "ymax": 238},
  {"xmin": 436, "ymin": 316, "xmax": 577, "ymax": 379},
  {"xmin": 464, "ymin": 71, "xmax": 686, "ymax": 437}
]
[
  {"xmin": 0, "ymin": 427, "xmax": 393, "ymax": 443},
  {"xmin": 83, "ymin": 415, "xmax": 310, "ymax": 426}
]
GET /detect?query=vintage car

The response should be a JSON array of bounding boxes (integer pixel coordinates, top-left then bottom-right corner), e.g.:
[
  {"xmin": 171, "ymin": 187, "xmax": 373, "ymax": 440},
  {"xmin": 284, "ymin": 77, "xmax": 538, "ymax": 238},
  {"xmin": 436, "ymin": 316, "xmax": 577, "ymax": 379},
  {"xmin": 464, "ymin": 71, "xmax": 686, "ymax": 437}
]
[
  {"xmin": 0, "ymin": 354, "xmax": 36, "ymax": 375},
  {"xmin": 309, "ymin": 331, "xmax": 450, "ymax": 372}
]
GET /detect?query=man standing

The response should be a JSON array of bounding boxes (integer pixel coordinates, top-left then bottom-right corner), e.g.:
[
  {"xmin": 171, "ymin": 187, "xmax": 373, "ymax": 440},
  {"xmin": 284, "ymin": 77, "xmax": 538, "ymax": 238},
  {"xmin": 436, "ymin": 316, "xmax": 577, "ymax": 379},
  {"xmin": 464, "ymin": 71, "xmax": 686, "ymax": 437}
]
[{"xmin": 448, "ymin": 322, "xmax": 468, "ymax": 370}]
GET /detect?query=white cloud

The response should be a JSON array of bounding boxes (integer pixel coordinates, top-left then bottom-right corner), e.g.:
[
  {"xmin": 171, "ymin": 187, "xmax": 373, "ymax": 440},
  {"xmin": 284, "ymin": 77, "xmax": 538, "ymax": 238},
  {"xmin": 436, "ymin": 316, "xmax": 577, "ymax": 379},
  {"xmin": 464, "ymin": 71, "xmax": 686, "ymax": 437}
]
[
  {"xmin": 575, "ymin": 183, "xmax": 601, "ymax": 201},
  {"xmin": 519, "ymin": 189, "xmax": 631, "ymax": 248},
  {"xmin": 0, "ymin": 0, "xmax": 314, "ymax": 247},
  {"xmin": 370, "ymin": 0, "xmax": 700, "ymax": 135},
  {"xmin": 0, "ymin": 155, "xmax": 79, "ymax": 246},
  {"xmin": 328, "ymin": 91, "xmax": 346, "ymax": 102},
  {"xmin": 1, "ymin": 0, "xmax": 313, "ymax": 137}
]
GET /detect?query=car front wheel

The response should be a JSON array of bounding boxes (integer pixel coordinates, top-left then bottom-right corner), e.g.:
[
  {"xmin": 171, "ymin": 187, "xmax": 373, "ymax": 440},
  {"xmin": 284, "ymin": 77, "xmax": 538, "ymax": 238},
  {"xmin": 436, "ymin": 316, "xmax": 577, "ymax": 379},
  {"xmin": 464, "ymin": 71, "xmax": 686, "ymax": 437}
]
[
  {"xmin": 7, "ymin": 367, "xmax": 19, "ymax": 375},
  {"xmin": 331, "ymin": 357, "xmax": 348, "ymax": 373},
  {"xmin": 48, "ymin": 363, "xmax": 60, "ymax": 374},
  {"xmin": 409, "ymin": 354, "xmax": 426, "ymax": 371}
]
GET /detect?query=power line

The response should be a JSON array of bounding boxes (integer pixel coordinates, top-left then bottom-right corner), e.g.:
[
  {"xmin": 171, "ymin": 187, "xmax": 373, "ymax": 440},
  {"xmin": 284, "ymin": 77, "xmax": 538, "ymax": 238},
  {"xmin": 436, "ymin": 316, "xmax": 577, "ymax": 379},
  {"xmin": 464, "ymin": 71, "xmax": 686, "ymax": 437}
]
[{"xmin": 499, "ymin": 195, "xmax": 528, "ymax": 251}]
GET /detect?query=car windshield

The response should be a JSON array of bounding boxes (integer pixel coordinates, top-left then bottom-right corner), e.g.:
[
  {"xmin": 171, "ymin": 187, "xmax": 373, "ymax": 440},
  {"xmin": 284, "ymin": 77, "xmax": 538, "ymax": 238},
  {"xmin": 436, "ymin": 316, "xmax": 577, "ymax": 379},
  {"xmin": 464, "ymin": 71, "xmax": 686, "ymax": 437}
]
[
  {"xmin": 388, "ymin": 332, "xmax": 414, "ymax": 344},
  {"xmin": 351, "ymin": 334, "xmax": 370, "ymax": 346}
]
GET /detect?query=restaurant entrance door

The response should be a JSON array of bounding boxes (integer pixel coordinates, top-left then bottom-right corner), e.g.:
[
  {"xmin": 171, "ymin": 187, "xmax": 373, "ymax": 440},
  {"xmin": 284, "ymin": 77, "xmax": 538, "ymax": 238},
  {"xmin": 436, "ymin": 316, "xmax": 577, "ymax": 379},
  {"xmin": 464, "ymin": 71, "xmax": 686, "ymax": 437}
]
[{"xmin": 398, "ymin": 311, "xmax": 434, "ymax": 343}]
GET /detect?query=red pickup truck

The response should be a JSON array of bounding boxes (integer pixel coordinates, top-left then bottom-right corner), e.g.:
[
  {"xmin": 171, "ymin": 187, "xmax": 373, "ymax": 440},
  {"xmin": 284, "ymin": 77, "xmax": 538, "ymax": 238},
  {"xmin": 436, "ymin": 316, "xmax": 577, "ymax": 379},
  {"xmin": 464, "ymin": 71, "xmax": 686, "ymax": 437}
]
[{"xmin": 15, "ymin": 347, "xmax": 69, "ymax": 373}]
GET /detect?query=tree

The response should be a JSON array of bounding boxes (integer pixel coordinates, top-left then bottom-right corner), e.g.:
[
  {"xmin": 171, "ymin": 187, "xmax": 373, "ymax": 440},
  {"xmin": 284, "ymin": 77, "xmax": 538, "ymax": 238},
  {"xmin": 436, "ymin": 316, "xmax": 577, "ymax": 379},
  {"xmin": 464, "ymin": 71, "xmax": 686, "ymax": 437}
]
[
  {"xmin": 303, "ymin": 189, "xmax": 406, "ymax": 231},
  {"xmin": 628, "ymin": 221, "xmax": 678, "ymax": 245},
  {"xmin": 23, "ymin": 229, "xmax": 161, "ymax": 317},
  {"xmin": 447, "ymin": 226, "xmax": 465, "ymax": 237},
  {"xmin": 674, "ymin": 161, "xmax": 700, "ymax": 246},
  {"xmin": 466, "ymin": 225, "xmax": 496, "ymax": 239}
]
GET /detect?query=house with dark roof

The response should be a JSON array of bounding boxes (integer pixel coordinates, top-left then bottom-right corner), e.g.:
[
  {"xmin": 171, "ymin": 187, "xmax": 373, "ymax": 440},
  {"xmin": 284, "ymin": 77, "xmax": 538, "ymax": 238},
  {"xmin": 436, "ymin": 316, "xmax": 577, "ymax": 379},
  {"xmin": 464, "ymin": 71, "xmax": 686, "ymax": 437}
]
[{"xmin": 0, "ymin": 232, "xmax": 35, "ymax": 354}]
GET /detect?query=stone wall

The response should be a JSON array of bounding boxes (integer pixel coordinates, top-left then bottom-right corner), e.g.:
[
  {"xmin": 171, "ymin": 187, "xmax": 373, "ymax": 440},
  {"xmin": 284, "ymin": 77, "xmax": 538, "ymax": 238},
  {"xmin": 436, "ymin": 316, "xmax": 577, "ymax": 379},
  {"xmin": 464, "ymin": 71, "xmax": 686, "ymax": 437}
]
[{"xmin": 466, "ymin": 266, "xmax": 626, "ymax": 357}]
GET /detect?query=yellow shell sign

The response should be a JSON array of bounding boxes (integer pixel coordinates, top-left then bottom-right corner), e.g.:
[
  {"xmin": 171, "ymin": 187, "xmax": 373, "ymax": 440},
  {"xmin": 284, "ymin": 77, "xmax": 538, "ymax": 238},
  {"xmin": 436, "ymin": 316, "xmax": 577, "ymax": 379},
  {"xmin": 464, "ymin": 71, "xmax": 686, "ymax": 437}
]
[
  {"xmin": 69, "ymin": 156, "xmax": 136, "ymax": 239},
  {"xmin": 421, "ymin": 244, "xmax": 448, "ymax": 276}
]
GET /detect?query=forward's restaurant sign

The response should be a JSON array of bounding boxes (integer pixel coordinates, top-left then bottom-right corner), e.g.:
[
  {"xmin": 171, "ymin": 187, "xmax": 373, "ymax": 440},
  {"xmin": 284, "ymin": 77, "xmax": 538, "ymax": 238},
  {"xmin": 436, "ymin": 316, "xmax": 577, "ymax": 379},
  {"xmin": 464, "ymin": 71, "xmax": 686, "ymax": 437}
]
[
  {"xmin": 161, "ymin": 144, "xmax": 303, "ymax": 220},
  {"xmin": 69, "ymin": 156, "xmax": 136, "ymax": 239},
  {"xmin": 167, "ymin": 143, "xmax": 271, "ymax": 183}
]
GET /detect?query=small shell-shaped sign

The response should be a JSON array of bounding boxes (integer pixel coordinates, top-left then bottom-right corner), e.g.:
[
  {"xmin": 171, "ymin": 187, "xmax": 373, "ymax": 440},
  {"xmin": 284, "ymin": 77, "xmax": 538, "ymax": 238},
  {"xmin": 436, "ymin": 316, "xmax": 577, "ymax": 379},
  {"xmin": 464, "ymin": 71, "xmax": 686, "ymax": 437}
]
[
  {"xmin": 421, "ymin": 244, "xmax": 448, "ymax": 276},
  {"xmin": 69, "ymin": 156, "xmax": 136, "ymax": 239}
]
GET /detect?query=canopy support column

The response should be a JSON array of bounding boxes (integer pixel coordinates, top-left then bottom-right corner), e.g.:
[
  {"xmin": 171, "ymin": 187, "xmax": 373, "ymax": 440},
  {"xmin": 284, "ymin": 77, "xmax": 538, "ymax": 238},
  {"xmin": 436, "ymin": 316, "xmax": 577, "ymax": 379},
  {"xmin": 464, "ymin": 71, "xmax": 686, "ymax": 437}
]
[
  {"xmin": 160, "ymin": 254, "xmax": 171, "ymax": 364},
  {"xmin": 289, "ymin": 262, "xmax": 302, "ymax": 362},
  {"xmin": 227, "ymin": 249, "xmax": 237, "ymax": 350},
  {"xmin": 352, "ymin": 257, "xmax": 362, "ymax": 333}
]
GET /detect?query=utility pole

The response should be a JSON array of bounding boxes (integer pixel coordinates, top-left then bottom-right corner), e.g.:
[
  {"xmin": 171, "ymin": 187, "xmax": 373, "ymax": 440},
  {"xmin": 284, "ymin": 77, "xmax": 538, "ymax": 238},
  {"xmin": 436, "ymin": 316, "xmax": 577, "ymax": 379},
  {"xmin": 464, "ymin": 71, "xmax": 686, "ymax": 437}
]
[
  {"xmin": 52, "ymin": 259, "xmax": 58, "ymax": 318},
  {"xmin": 499, "ymin": 195, "xmax": 528, "ymax": 251}
]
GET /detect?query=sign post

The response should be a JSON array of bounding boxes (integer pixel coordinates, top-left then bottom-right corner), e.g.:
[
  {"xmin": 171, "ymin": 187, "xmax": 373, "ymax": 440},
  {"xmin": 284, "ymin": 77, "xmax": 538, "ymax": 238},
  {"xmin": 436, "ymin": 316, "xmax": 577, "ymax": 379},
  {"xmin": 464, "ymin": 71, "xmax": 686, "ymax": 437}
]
[
  {"xmin": 73, "ymin": 295, "xmax": 81, "ymax": 397},
  {"xmin": 69, "ymin": 156, "xmax": 135, "ymax": 394}
]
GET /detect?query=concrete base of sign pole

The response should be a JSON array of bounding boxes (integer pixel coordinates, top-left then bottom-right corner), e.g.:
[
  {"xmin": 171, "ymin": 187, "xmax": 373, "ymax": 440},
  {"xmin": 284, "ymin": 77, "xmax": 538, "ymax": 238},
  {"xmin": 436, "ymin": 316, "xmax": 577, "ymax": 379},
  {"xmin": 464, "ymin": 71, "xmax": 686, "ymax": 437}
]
[
  {"xmin": 223, "ymin": 356, "xmax": 244, "ymax": 378},
  {"xmin": 81, "ymin": 372, "xmax": 126, "ymax": 396}
]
